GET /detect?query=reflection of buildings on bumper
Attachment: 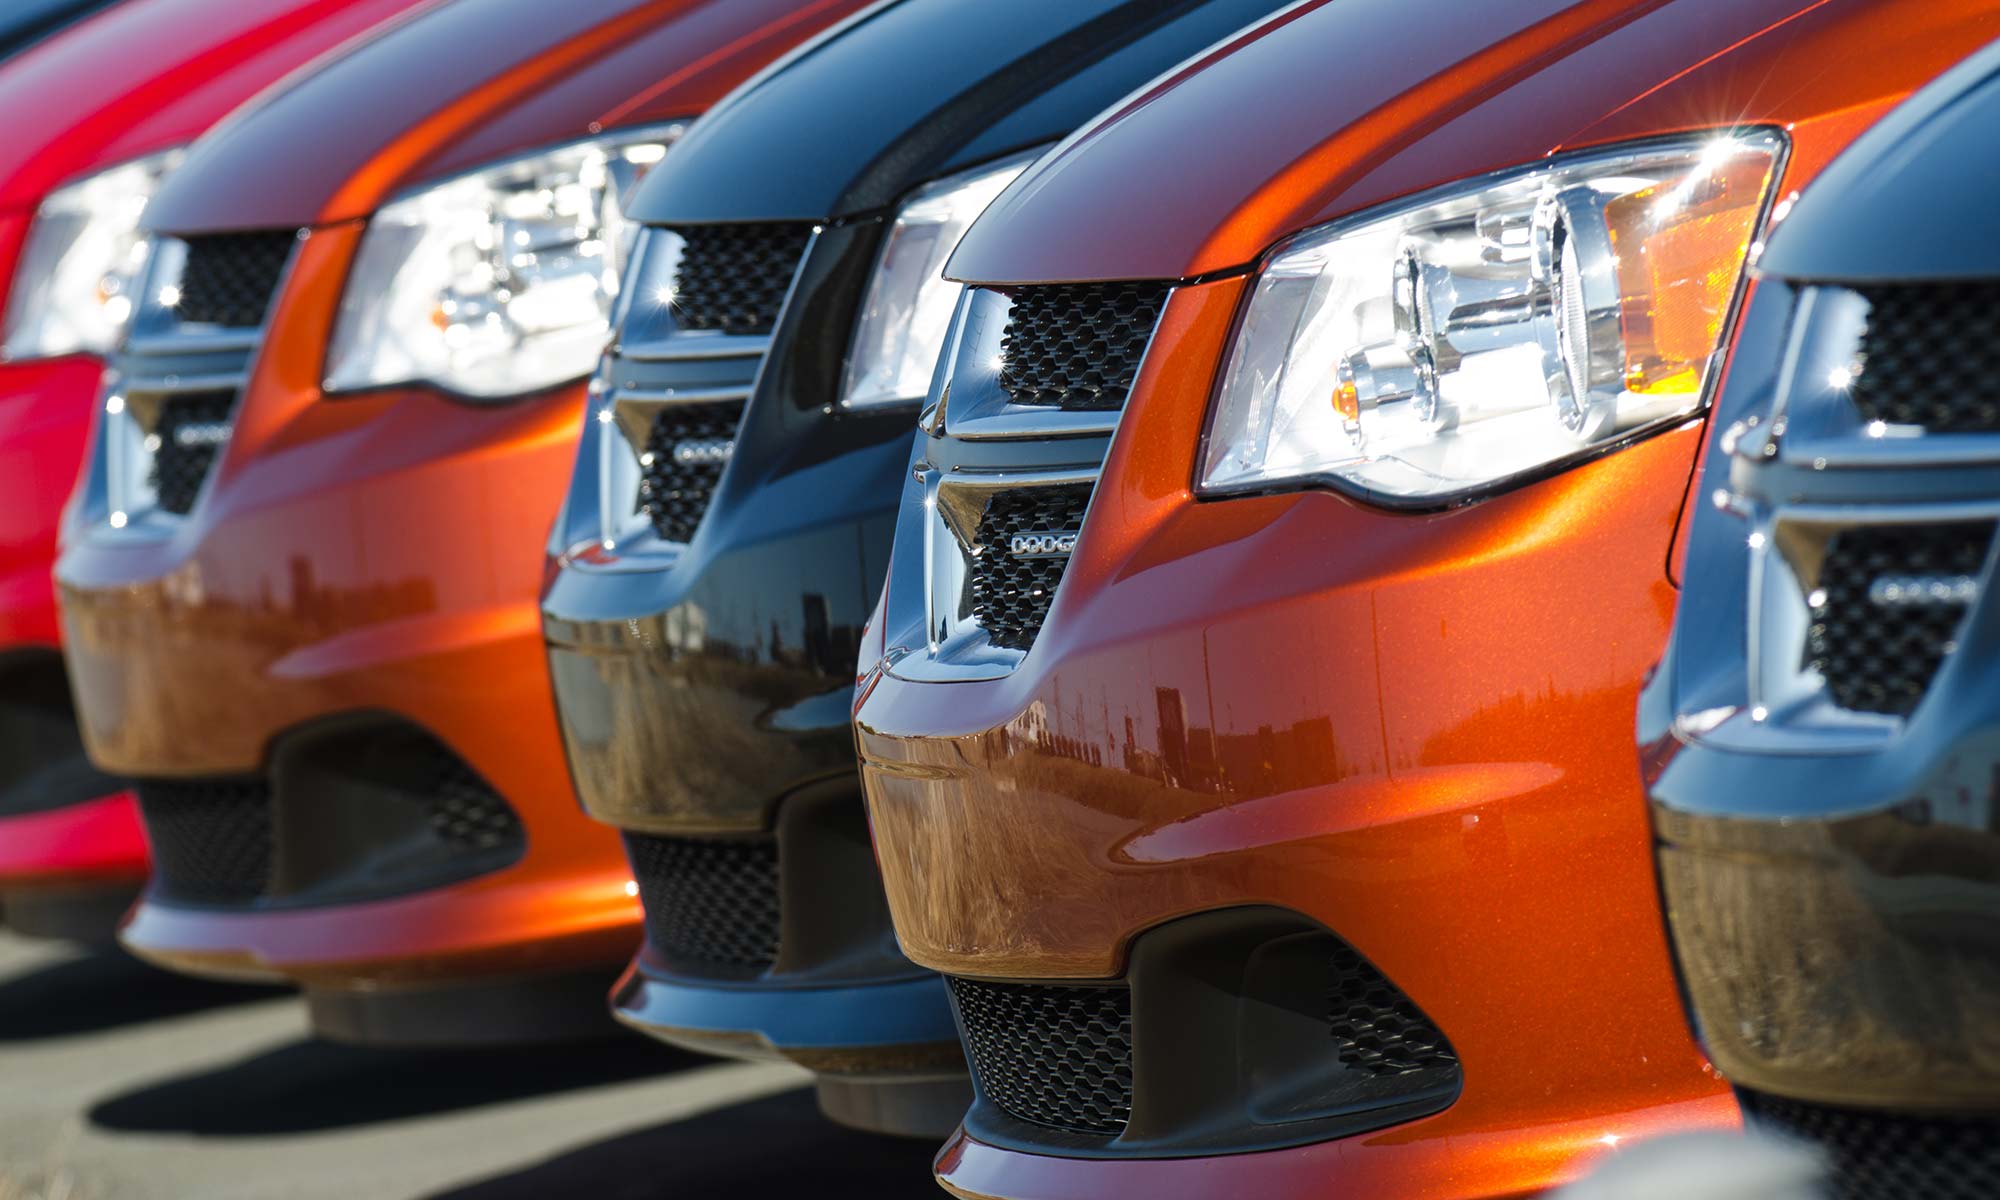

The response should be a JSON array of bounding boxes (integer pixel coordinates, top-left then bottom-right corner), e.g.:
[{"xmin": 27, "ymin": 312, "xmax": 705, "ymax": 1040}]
[{"xmin": 1126, "ymin": 686, "xmax": 1338, "ymax": 796}]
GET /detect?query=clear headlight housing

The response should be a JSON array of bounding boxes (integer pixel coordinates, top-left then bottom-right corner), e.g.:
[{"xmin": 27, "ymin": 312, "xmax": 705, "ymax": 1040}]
[
  {"xmin": 839, "ymin": 152, "xmax": 1034, "ymax": 409},
  {"xmin": 1201, "ymin": 133, "xmax": 1783, "ymax": 505},
  {"xmin": 324, "ymin": 125, "xmax": 681, "ymax": 400},
  {"xmin": 1, "ymin": 151, "xmax": 182, "ymax": 361}
]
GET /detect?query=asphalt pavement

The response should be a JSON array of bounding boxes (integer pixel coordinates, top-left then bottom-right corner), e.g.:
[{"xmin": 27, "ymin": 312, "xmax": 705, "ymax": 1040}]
[{"xmin": 0, "ymin": 932, "xmax": 945, "ymax": 1199}]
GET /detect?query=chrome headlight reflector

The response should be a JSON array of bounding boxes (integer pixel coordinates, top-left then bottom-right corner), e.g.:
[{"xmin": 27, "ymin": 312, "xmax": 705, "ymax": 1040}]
[
  {"xmin": 1200, "ymin": 133, "xmax": 1783, "ymax": 504},
  {"xmin": 324, "ymin": 125, "xmax": 681, "ymax": 400},
  {"xmin": 839, "ymin": 153, "xmax": 1034, "ymax": 410},
  {"xmin": 1, "ymin": 151, "xmax": 182, "ymax": 361}
]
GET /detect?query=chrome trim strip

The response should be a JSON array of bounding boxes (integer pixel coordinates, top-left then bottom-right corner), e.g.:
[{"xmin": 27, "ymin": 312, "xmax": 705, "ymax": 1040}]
[
  {"xmin": 124, "ymin": 329, "xmax": 262, "ymax": 357},
  {"xmin": 932, "ymin": 466, "xmax": 1101, "ymax": 551},
  {"xmin": 606, "ymin": 383, "xmax": 753, "ymax": 406},
  {"xmin": 945, "ymin": 405, "xmax": 1124, "ymax": 440},
  {"xmin": 617, "ymin": 332, "xmax": 772, "ymax": 362},
  {"xmin": 117, "ymin": 372, "xmax": 250, "ymax": 395},
  {"xmin": 1775, "ymin": 432, "xmax": 2000, "ymax": 469}
]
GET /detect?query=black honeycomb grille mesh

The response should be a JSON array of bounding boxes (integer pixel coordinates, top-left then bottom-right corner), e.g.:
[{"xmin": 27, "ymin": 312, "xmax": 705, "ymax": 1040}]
[
  {"xmin": 636, "ymin": 400, "xmax": 744, "ymax": 543},
  {"xmin": 137, "ymin": 779, "xmax": 272, "ymax": 904},
  {"xmin": 176, "ymin": 232, "xmax": 297, "ymax": 328},
  {"xmin": 948, "ymin": 976, "xmax": 1133, "ymax": 1138},
  {"xmin": 426, "ymin": 756, "xmax": 521, "ymax": 854},
  {"xmin": 149, "ymin": 390, "xmax": 235, "ymax": 515},
  {"xmin": 623, "ymin": 832, "xmax": 781, "ymax": 970},
  {"xmin": 997, "ymin": 282, "xmax": 1169, "ymax": 411},
  {"xmin": 970, "ymin": 484, "xmax": 1093, "ymax": 652},
  {"xmin": 1741, "ymin": 1090, "xmax": 2000, "ymax": 1200},
  {"xmin": 1852, "ymin": 284, "xmax": 2000, "ymax": 432},
  {"xmin": 665, "ymin": 223, "xmax": 813, "ymax": 335},
  {"xmin": 1327, "ymin": 942, "xmax": 1458, "ymax": 1076},
  {"xmin": 1806, "ymin": 522, "xmax": 1994, "ymax": 716}
]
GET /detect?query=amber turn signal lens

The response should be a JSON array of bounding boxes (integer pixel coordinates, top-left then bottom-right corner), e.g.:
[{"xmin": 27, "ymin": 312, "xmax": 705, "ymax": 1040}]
[{"xmin": 1608, "ymin": 154, "xmax": 1776, "ymax": 396}]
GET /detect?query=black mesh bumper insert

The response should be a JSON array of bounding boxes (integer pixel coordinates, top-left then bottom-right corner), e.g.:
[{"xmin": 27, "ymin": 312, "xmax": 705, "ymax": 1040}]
[
  {"xmin": 1327, "ymin": 941, "xmax": 1459, "ymax": 1077},
  {"xmin": 998, "ymin": 281, "xmax": 1169, "ymax": 412},
  {"xmin": 175, "ymin": 231, "xmax": 297, "ymax": 328},
  {"xmin": 624, "ymin": 832, "xmax": 782, "ymax": 970},
  {"xmin": 947, "ymin": 976, "xmax": 1134, "ymax": 1138},
  {"xmin": 426, "ymin": 755, "xmax": 522, "ymax": 854},
  {"xmin": 1852, "ymin": 283, "xmax": 2000, "ymax": 432},
  {"xmin": 137, "ymin": 779, "xmax": 273, "ymax": 904},
  {"xmin": 636, "ymin": 400, "xmax": 745, "ymax": 543},
  {"xmin": 1806, "ymin": 521, "xmax": 1994, "ymax": 716},
  {"xmin": 1740, "ymin": 1090, "xmax": 2000, "ymax": 1200},
  {"xmin": 970, "ymin": 484, "xmax": 1094, "ymax": 652},
  {"xmin": 664, "ymin": 223, "xmax": 814, "ymax": 335}
]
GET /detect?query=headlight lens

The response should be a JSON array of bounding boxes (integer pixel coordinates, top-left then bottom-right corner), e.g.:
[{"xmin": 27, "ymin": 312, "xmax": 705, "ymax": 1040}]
[
  {"xmin": 324, "ymin": 126, "xmax": 680, "ymax": 400},
  {"xmin": 839, "ymin": 153, "xmax": 1033, "ymax": 409},
  {"xmin": 1200, "ymin": 133, "xmax": 1782, "ymax": 504},
  {"xmin": 1, "ymin": 151, "xmax": 181, "ymax": 360}
]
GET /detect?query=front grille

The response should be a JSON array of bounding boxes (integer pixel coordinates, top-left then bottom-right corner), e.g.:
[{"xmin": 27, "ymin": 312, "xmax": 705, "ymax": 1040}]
[
  {"xmin": 970, "ymin": 484, "xmax": 1093, "ymax": 652},
  {"xmin": 636, "ymin": 400, "xmax": 745, "ymax": 543},
  {"xmin": 1806, "ymin": 522, "xmax": 1994, "ymax": 715},
  {"xmin": 665, "ymin": 223, "xmax": 814, "ymax": 335},
  {"xmin": 1327, "ymin": 942, "xmax": 1459, "ymax": 1076},
  {"xmin": 1852, "ymin": 284, "xmax": 2000, "ymax": 433},
  {"xmin": 426, "ymin": 757, "xmax": 521, "ymax": 854},
  {"xmin": 948, "ymin": 976, "xmax": 1133, "ymax": 1137},
  {"xmin": 1740, "ymin": 1090, "xmax": 2000, "ymax": 1200},
  {"xmin": 624, "ymin": 832, "xmax": 781, "ymax": 970},
  {"xmin": 149, "ymin": 390, "xmax": 236, "ymax": 514},
  {"xmin": 175, "ymin": 231, "xmax": 297, "ymax": 328},
  {"xmin": 998, "ymin": 282, "xmax": 1169, "ymax": 412},
  {"xmin": 136, "ymin": 779, "xmax": 272, "ymax": 904}
]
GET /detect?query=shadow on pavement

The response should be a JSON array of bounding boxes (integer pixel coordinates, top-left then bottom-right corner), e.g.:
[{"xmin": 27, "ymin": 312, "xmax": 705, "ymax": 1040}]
[
  {"xmin": 89, "ymin": 1035, "xmax": 707, "ymax": 1135},
  {"xmin": 423, "ymin": 1088, "xmax": 944, "ymax": 1199},
  {"xmin": 0, "ymin": 944, "xmax": 289, "ymax": 1042}
]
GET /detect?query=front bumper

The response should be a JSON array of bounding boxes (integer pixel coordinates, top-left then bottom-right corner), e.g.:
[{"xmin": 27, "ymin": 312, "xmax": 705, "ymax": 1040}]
[
  {"xmin": 1648, "ymin": 721, "xmax": 2000, "ymax": 1113},
  {"xmin": 543, "ymin": 404, "xmax": 965, "ymax": 1117},
  {"xmin": 540, "ymin": 216, "xmax": 961, "ymax": 1123},
  {"xmin": 56, "ymin": 313, "xmax": 637, "ymax": 1003},
  {"xmin": 856, "ymin": 279, "xmax": 1731, "ymax": 1188}
]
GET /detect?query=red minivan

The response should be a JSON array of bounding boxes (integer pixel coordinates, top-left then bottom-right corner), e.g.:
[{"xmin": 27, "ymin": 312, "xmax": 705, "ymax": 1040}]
[{"xmin": 0, "ymin": 0, "xmax": 427, "ymax": 940}]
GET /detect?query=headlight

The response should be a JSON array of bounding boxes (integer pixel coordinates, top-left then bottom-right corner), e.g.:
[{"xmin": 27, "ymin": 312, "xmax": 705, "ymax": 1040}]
[
  {"xmin": 1200, "ymin": 133, "xmax": 1782, "ymax": 505},
  {"xmin": 0, "ymin": 151, "xmax": 181, "ymax": 361},
  {"xmin": 839, "ymin": 153, "xmax": 1034, "ymax": 409},
  {"xmin": 324, "ymin": 125, "xmax": 681, "ymax": 400}
]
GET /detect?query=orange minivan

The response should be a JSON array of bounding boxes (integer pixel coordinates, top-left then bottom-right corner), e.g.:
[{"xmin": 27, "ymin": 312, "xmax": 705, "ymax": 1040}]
[
  {"xmin": 854, "ymin": 0, "xmax": 2000, "ymax": 1193},
  {"xmin": 55, "ymin": 0, "xmax": 864, "ymax": 1040}
]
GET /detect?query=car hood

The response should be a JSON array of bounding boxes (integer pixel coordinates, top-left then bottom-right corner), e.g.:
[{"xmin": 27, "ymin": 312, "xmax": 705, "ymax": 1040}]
[
  {"xmin": 143, "ymin": 0, "xmax": 864, "ymax": 235},
  {"xmin": 946, "ymin": 0, "xmax": 2000, "ymax": 283},
  {"xmin": 0, "ymin": 0, "xmax": 424, "ymax": 216},
  {"xmin": 626, "ymin": 0, "xmax": 1294, "ymax": 226}
]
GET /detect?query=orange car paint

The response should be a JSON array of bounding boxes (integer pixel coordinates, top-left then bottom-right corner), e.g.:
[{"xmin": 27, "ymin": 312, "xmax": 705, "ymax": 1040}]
[
  {"xmin": 54, "ymin": 0, "xmax": 868, "ymax": 994},
  {"xmin": 856, "ymin": 0, "xmax": 2000, "ymax": 1193}
]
